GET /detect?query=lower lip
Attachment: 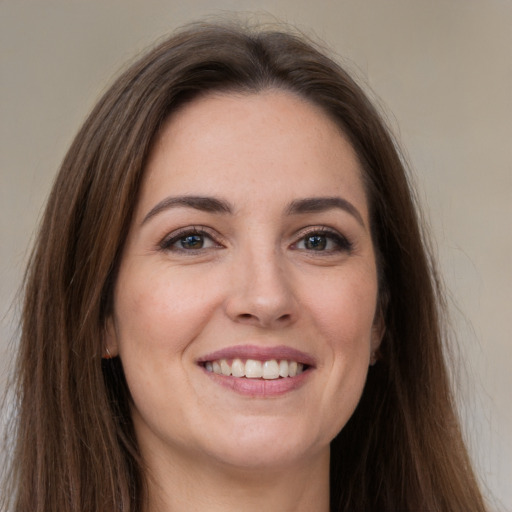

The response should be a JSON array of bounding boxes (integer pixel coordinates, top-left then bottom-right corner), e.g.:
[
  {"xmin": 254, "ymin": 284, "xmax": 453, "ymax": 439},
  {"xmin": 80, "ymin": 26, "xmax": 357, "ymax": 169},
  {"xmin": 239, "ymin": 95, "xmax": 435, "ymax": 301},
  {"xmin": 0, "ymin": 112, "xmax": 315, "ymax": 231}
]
[{"xmin": 201, "ymin": 367, "xmax": 312, "ymax": 397}]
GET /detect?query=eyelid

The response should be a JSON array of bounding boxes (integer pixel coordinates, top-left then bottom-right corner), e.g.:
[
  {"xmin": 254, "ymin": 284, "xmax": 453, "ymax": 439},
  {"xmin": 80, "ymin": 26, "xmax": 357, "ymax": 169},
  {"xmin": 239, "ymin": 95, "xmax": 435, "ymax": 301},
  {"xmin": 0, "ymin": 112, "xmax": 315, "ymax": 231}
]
[
  {"xmin": 157, "ymin": 224, "xmax": 352, "ymax": 254},
  {"xmin": 159, "ymin": 225, "xmax": 224, "ymax": 252},
  {"xmin": 291, "ymin": 225, "xmax": 353, "ymax": 252}
]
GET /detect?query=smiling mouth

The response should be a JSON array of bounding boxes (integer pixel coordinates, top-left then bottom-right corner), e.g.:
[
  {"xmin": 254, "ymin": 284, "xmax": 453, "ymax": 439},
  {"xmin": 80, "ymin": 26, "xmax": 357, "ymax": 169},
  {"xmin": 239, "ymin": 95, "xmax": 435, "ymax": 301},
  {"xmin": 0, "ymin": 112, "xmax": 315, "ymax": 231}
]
[{"xmin": 201, "ymin": 358, "xmax": 309, "ymax": 379}]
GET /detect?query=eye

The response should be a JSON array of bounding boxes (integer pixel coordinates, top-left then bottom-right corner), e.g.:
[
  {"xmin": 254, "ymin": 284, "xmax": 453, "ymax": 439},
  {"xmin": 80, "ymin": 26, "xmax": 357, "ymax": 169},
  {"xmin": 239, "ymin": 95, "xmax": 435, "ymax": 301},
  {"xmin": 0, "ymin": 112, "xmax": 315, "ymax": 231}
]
[
  {"xmin": 159, "ymin": 227, "xmax": 220, "ymax": 252},
  {"xmin": 293, "ymin": 229, "xmax": 352, "ymax": 253},
  {"xmin": 178, "ymin": 234, "xmax": 207, "ymax": 250},
  {"xmin": 303, "ymin": 234, "xmax": 329, "ymax": 251}
]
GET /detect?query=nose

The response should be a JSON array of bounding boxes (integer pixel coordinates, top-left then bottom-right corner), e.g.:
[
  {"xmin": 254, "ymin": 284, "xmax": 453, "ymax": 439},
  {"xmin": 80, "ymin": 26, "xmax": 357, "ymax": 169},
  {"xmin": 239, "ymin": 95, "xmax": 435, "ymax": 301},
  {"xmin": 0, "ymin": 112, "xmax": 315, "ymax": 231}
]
[{"xmin": 224, "ymin": 247, "xmax": 298, "ymax": 329}]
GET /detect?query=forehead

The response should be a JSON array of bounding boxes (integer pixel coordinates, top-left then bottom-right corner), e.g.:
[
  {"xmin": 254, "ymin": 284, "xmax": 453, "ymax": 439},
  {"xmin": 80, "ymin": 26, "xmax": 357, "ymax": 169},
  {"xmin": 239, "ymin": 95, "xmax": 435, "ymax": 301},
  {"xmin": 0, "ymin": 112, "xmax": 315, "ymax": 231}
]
[{"xmin": 139, "ymin": 90, "xmax": 368, "ymax": 219}]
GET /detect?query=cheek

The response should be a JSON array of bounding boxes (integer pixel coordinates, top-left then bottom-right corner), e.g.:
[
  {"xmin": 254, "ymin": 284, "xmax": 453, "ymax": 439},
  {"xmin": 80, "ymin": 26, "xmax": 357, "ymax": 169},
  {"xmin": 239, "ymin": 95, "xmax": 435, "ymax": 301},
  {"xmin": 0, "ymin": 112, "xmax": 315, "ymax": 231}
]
[
  {"xmin": 301, "ymin": 268, "xmax": 378, "ymax": 435},
  {"xmin": 313, "ymin": 279, "xmax": 375, "ymax": 387},
  {"xmin": 111, "ymin": 267, "xmax": 223, "ymax": 429},
  {"xmin": 304, "ymin": 268, "xmax": 379, "ymax": 350},
  {"xmin": 113, "ymin": 263, "xmax": 225, "ymax": 357}
]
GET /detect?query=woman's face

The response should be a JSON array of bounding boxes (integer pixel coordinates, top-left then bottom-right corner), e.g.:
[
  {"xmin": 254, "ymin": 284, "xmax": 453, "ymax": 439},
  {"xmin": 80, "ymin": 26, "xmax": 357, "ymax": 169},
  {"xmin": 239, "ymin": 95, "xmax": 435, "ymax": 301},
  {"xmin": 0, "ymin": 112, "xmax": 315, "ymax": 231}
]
[{"xmin": 108, "ymin": 91, "xmax": 383, "ymax": 472}]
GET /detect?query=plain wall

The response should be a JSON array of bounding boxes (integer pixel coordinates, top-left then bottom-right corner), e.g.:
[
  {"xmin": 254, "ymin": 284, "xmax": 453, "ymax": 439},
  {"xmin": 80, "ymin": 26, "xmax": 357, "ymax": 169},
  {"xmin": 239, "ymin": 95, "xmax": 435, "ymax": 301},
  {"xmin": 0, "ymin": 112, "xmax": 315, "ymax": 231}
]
[{"xmin": 1, "ymin": 1, "xmax": 510, "ymax": 509}]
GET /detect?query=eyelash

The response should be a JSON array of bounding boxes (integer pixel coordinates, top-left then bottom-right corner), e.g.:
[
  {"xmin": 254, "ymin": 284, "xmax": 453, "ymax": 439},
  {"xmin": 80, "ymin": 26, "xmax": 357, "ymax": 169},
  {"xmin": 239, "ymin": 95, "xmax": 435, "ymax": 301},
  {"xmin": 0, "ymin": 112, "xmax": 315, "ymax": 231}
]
[
  {"xmin": 292, "ymin": 227, "xmax": 353, "ymax": 254},
  {"xmin": 159, "ymin": 226, "xmax": 222, "ymax": 252},
  {"xmin": 158, "ymin": 226, "xmax": 353, "ymax": 254}
]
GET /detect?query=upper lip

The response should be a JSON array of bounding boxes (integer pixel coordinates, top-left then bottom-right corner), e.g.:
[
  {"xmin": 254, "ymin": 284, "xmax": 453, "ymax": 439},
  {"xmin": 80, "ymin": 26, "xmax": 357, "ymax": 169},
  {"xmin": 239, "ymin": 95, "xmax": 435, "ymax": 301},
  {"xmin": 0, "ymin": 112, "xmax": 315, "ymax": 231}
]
[{"xmin": 197, "ymin": 344, "xmax": 316, "ymax": 367}]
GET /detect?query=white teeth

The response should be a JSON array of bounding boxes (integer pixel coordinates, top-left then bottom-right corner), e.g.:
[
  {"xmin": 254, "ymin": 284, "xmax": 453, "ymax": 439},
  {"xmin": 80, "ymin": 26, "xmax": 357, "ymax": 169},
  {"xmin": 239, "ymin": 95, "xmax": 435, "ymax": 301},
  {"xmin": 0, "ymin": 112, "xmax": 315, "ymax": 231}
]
[
  {"xmin": 220, "ymin": 359, "xmax": 231, "ymax": 376},
  {"xmin": 231, "ymin": 358, "xmax": 245, "ymax": 377},
  {"xmin": 204, "ymin": 358, "xmax": 307, "ymax": 379},
  {"xmin": 278, "ymin": 360, "xmax": 289, "ymax": 378},
  {"xmin": 262, "ymin": 360, "xmax": 280, "ymax": 380},
  {"xmin": 245, "ymin": 359, "xmax": 263, "ymax": 378}
]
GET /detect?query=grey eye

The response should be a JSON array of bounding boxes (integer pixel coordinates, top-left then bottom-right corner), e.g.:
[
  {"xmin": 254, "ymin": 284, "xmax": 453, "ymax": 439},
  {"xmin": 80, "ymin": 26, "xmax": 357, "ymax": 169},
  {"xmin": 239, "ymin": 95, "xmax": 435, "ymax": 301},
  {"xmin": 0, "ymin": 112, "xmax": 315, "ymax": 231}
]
[
  {"xmin": 161, "ymin": 229, "xmax": 218, "ymax": 252},
  {"xmin": 304, "ymin": 234, "xmax": 328, "ymax": 250},
  {"xmin": 180, "ymin": 234, "xmax": 205, "ymax": 249},
  {"xmin": 294, "ymin": 230, "xmax": 353, "ymax": 253}
]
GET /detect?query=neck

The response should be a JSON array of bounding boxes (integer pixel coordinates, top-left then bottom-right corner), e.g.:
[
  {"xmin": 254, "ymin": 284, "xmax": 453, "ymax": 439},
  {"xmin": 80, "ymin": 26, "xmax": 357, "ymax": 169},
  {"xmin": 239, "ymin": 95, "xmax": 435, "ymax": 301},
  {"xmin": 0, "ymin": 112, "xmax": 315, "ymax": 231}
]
[{"xmin": 143, "ymin": 445, "xmax": 330, "ymax": 512}]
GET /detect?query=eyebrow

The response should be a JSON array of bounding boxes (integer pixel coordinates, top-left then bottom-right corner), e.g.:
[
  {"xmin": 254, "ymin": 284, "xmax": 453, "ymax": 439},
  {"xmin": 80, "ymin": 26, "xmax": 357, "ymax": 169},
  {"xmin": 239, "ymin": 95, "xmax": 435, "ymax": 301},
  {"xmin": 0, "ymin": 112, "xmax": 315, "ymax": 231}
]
[
  {"xmin": 141, "ymin": 194, "xmax": 364, "ymax": 227},
  {"xmin": 285, "ymin": 197, "xmax": 365, "ymax": 227},
  {"xmin": 141, "ymin": 195, "xmax": 232, "ymax": 225}
]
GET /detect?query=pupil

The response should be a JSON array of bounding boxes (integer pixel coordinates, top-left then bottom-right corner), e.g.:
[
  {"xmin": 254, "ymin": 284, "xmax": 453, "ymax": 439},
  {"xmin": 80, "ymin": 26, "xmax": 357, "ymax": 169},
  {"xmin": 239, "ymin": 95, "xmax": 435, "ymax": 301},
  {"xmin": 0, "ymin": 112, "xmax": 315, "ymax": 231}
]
[
  {"xmin": 306, "ymin": 235, "xmax": 326, "ymax": 250},
  {"xmin": 181, "ymin": 234, "xmax": 203, "ymax": 249}
]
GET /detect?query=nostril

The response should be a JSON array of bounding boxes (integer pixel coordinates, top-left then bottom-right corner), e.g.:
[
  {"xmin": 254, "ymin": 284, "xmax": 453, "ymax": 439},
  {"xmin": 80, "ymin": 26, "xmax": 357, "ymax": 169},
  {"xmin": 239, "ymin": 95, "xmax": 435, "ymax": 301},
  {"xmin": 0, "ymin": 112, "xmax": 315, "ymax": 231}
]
[{"xmin": 234, "ymin": 311, "xmax": 294, "ymax": 327}]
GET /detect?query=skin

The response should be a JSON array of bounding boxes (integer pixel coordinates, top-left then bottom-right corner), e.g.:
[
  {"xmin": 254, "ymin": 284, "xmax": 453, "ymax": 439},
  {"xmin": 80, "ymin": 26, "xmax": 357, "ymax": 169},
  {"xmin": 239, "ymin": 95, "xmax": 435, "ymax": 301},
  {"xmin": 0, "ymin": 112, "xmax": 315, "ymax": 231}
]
[{"xmin": 107, "ymin": 90, "xmax": 384, "ymax": 512}]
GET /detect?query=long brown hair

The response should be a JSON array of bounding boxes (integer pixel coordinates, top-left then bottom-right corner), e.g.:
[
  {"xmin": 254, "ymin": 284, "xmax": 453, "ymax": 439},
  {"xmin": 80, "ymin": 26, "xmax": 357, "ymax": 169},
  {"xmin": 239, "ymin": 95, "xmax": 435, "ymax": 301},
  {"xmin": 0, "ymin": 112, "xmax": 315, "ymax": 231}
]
[{"xmin": 3, "ymin": 22, "xmax": 487, "ymax": 511}]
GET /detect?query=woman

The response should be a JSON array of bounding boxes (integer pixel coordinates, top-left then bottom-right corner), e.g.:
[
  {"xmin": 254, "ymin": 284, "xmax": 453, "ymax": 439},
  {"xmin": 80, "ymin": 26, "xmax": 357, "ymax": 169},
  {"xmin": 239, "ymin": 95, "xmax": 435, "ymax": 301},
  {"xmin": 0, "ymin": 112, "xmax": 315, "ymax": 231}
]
[{"xmin": 3, "ymin": 22, "xmax": 487, "ymax": 511}]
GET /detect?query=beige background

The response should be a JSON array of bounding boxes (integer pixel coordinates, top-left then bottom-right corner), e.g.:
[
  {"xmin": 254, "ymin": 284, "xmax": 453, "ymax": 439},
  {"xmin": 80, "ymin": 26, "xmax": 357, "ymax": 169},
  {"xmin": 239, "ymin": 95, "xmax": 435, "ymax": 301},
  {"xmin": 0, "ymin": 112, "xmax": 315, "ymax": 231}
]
[{"xmin": 1, "ymin": 1, "xmax": 510, "ymax": 509}]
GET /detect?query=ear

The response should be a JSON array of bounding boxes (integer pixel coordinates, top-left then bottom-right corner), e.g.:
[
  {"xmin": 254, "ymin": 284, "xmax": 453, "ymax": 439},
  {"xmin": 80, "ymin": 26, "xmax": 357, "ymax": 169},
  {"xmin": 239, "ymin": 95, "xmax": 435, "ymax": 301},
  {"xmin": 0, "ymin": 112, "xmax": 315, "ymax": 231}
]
[
  {"xmin": 102, "ymin": 316, "xmax": 119, "ymax": 359},
  {"xmin": 370, "ymin": 304, "xmax": 386, "ymax": 366}
]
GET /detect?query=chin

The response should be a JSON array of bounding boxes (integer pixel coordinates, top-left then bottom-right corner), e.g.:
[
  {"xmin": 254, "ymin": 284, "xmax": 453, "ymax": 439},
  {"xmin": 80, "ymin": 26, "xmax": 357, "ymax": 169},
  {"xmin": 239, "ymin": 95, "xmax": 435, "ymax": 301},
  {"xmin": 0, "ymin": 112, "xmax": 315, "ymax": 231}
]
[{"xmin": 198, "ymin": 417, "xmax": 330, "ymax": 471}]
